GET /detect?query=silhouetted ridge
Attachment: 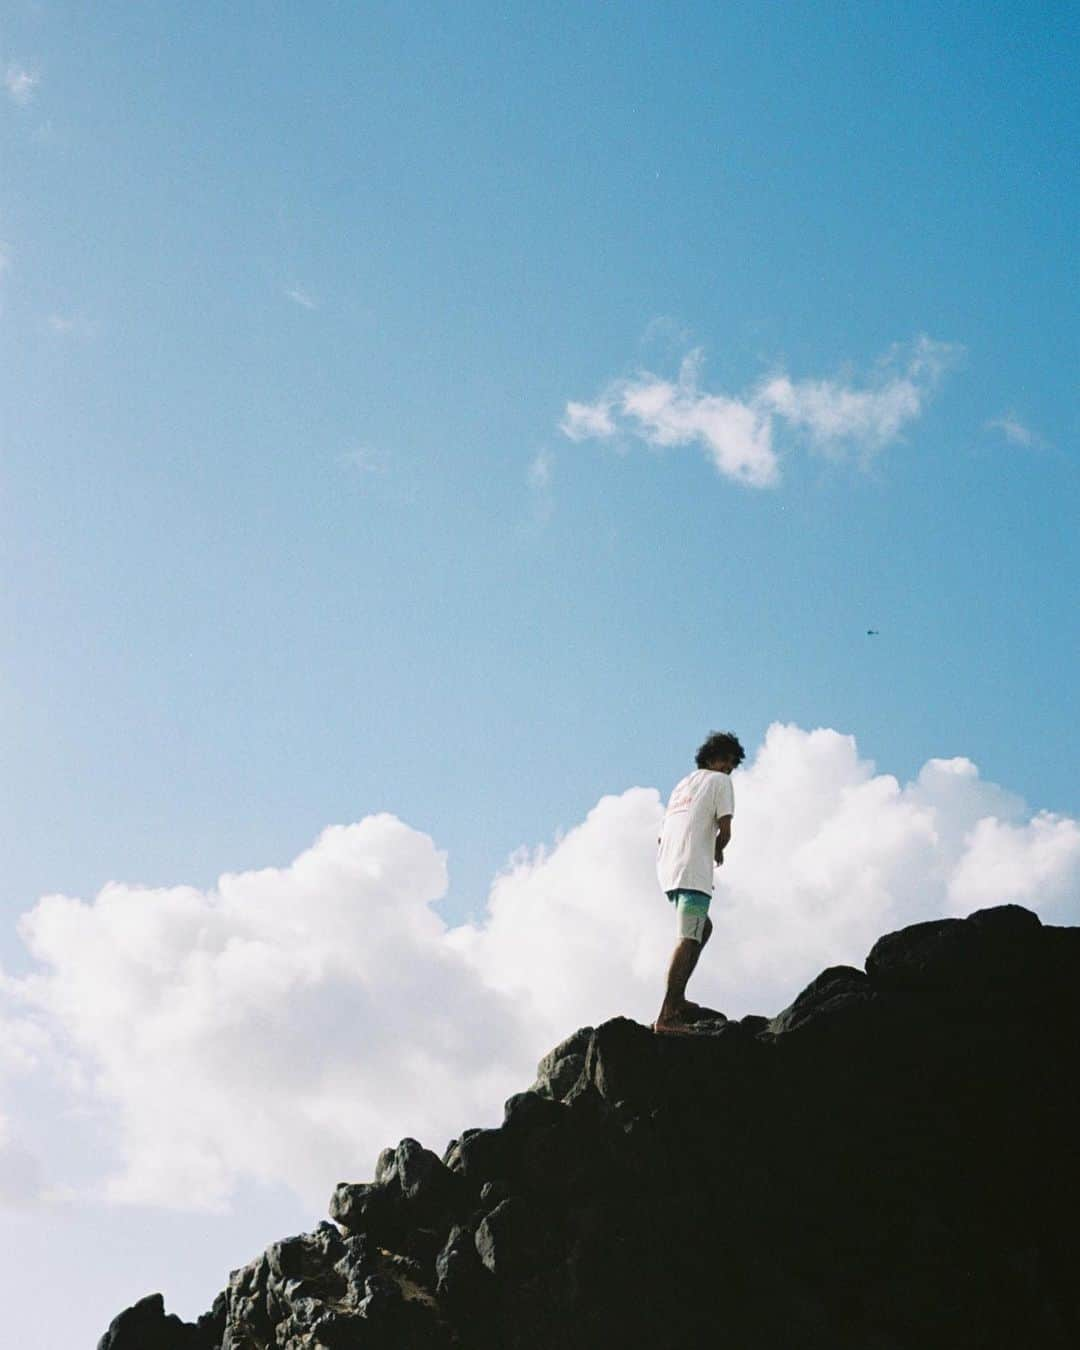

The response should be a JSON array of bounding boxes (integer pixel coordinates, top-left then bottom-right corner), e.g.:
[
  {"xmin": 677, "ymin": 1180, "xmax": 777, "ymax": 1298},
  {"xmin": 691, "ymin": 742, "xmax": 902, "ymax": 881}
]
[{"xmin": 98, "ymin": 903, "xmax": 1080, "ymax": 1349}]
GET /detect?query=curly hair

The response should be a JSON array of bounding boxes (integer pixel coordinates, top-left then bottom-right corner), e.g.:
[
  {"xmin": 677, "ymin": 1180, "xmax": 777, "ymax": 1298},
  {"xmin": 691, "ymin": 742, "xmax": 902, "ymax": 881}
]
[{"xmin": 695, "ymin": 730, "xmax": 746, "ymax": 770}]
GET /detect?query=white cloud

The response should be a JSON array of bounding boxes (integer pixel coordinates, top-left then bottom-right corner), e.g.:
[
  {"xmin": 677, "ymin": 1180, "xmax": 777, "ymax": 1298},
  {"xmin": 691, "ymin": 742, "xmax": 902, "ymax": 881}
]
[
  {"xmin": 0, "ymin": 1113, "xmax": 44, "ymax": 1207},
  {"xmin": 756, "ymin": 335, "xmax": 954, "ymax": 456},
  {"xmin": 4, "ymin": 64, "xmax": 39, "ymax": 107},
  {"xmin": 948, "ymin": 813, "xmax": 1080, "ymax": 912},
  {"xmin": 563, "ymin": 350, "xmax": 777, "ymax": 488},
  {"xmin": 622, "ymin": 350, "xmax": 779, "ymax": 487},
  {"xmin": 560, "ymin": 399, "xmax": 616, "ymax": 441},
  {"xmin": 6, "ymin": 816, "xmax": 533, "ymax": 1211},
  {"xmin": 0, "ymin": 1011, "xmax": 56, "ymax": 1208},
  {"xmin": 561, "ymin": 336, "xmax": 958, "ymax": 487},
  {"xmin": 285, "ymin": 285, "xmax": 318, "ymax": 310},
  {"xmin": 985, "ymin": 414, "xmax": 1044, "ymax": 450},
  {"xmin": 759, "ymin": 370, "xmax": 920, "ymax": 448},
  {"xmin": 2, "ymin": 726, "xmax": 1076, "ymax": 1213}
]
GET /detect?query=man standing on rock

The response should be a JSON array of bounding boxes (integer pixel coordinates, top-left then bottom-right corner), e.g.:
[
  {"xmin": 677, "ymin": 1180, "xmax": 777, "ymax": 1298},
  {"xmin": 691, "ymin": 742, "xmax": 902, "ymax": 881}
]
[{"xmin": 654, "ymin": 730, "xmax": 745, "ymax": 1035}]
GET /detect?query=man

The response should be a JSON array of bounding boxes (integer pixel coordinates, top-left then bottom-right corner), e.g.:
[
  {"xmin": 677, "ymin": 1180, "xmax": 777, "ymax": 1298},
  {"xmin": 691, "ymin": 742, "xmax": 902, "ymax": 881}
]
[{"xmin": 653, "ymin": 730, "xmax": 745, "ymax": 1035}]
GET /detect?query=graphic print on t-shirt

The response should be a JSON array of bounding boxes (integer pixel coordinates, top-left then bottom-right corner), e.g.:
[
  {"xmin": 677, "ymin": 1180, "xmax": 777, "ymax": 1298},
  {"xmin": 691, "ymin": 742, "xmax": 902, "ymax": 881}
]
[{"xmin": 667, "ymin": 782, "xmax": 696, "ymax": 814}]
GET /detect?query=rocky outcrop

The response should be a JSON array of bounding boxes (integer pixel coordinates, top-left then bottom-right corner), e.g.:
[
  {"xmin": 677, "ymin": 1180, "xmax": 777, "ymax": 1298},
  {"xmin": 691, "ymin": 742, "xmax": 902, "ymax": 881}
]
[{"xmin": 98, "ymin": 904, "xmax": 1080, "ymax": 1349}]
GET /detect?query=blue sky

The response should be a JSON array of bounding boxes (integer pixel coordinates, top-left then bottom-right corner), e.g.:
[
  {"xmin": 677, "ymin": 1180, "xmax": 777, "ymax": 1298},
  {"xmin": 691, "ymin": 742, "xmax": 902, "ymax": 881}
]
[{"xmin": 1, "ymin": 2, "xmax": 1077, "ymax": 1344}]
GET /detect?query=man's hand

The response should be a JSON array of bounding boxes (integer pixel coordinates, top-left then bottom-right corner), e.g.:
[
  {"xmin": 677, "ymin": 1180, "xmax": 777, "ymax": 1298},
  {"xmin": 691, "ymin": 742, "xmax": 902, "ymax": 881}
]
[{"xmin": 714, "ymin": 843, "xmax": 724, "ymax": 866}]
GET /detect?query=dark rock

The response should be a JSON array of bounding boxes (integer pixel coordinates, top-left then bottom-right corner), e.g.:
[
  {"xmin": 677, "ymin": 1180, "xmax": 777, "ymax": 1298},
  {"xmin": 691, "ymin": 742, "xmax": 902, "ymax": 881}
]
[
  {"xmin": 544, "ymin": 1051, "xmax": 587, "ymax": 1099},
  {"xmin": 865, "ymin": 903, "xmax": 1043, "ymax": 994},
  {"xmin": 532, "ymin": 1027, "xmax": 593, "ymax": 1101},
  {"xmin": 435, "ymin": 1222, "xmax": 488, "ymax": 1302},
  {"xmin": 479, "ymin": 1179, "xmax": 508, "ymax": 1208},
  {"xmin": 96, "ymin": 1293, "xmax": 207, "ymax": 1350},
  {"xmin": 395, "ymin": 1137, "xmax": 440, "ymax": 1198},
  {"xmin": 329, "ymin": 1179, "xmax": 393, "ymax": 1234},
  {"xmin": 211, "ymin": 1218, "xmax": 452, "ymax": 1349},
  {"xmin": 192, "ymin": 1291, "xmax": 227, "ymax": 1349},
  {"xmin": 474, "ymin": 1196, "xmax": 555, "ymax": 1278},
  {"xmin": 535, "ymin": 1026, "xmax": 592, "ymax": 1079},
  {"xmin": 583, "ymin": 1016, "xmax": 658, "ymax": 1105},
  {"xmin": 331, "ymin": 1144, "xmax": 465, "ymax": 1267},
  {"xmin": 375, "ymin": 1145, "xmax": 398, "ymax": 1183},
  {"xmin": 502, "ymin": 1089, "xmax": 566, "ymax": 1131},
  {"xmin": 450, "ymin": 1125, "xmax": 507, "ymax": 1180},
  {"xmin": 394, "ymin": 1136, "xmax": 463, "ymax": 1221},
  {"xmin": 100, "ymin": 904, "xmax": 1080, "ymax": 1350},
  {"xmin": 267, "ymin": 1228, "xmax": 341, "ymax": 1283},
  {"xmin": 767, "ymin": 964, "xmax": 872, "ymax": 1035},
  {"xmin": 967, "ymin": 902, "xmax": 1042, "ymax": 937}
]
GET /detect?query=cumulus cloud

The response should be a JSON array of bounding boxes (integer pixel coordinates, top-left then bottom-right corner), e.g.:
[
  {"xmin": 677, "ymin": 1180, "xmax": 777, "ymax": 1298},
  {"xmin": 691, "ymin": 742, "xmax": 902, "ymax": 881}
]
[
  {"xmin": 561, "ymin": 337, "xmax": 958, "ymax": 487},
  {"xmin": 2, "ymin": 726, "xmax": 1077, "ymax": 1213},
  {"xmin": 0, "ymin": 1114, "xmax": 44, "ymax": 1207},
  {"xmin": 5, "ymin": 816, "xmax": 533, "ymax": 1212},
  {"xmin": 948, "ymin": 813, "xmax": 1080, "ymax": 911},
  {"xmin": 0, "ymin": 1012, "xmax": 56, "ymax": 1208}
]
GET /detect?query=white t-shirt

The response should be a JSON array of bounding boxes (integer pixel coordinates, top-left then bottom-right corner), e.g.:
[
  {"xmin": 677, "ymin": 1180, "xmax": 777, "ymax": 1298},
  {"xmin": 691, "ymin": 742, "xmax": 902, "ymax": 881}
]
[{"xmin": 656, "ymin": 768, "xmax": 734, "ymax": 896}]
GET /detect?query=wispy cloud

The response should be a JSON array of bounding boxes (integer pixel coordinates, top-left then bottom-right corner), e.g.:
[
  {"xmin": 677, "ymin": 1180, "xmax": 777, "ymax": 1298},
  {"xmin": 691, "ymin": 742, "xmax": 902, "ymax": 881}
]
[
  {"xmin": 756, "ymin": 336, "xmax": 956, "ymax": 456},
  {"xmin": 337, "ymin": 447, "xmax": 390, "ymax": 487},
  {"xmin": 527, "ymin": 450, "xmax": 555, "ymax": 524},
  {"xmin": 285, "ymin": 284, "xmax": 318, "ymax": 310},
  {"xmin": 561, "ymin": 336, "xmax": 959, "ymax": 489},
  {"xmin": 639, "ymin": 315, "xmax": 693, "ymax": 350},
  {"xmin": 527, "ymin": 449, "xmax": 553, "ymax": 492},
  {"xmin": 4, "ymin": 64, "xmax": 39, "ymax": 107},
  {"xmin": 45, "ymin": 314, "xmax": 99, "ymax": 339},
  {"xmin": 985, "ymin": 413, "xmax": 1045, "ymax": 450},
  {"xmin": 339, "ymin": 446, "xmax": 385, "ymax": 470},
  {"xmin": 561, "ymin": 399, "xmax": 617, "ymax": 441}
]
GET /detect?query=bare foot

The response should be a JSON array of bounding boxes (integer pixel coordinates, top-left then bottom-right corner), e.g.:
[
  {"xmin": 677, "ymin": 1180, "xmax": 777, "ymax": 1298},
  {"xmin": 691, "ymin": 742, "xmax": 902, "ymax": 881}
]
[
  {"xmin": 652, "ymin": 1020, "xmax": 703, "ymax": 1037},
  {"xmin": 652, "ymin": 1005, "xmax": 699, "ymax": 1036}
]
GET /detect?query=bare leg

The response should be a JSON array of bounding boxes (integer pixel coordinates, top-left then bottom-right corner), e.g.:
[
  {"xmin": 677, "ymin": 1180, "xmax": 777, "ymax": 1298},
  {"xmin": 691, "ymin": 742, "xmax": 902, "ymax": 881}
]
[
  {"xmin": 656, "ymin": 919, "xmax": 718, "ymax": 1028},
  {"xmin": 655, "ymin": 937, "xmax": 705, "ymax": 1028}
]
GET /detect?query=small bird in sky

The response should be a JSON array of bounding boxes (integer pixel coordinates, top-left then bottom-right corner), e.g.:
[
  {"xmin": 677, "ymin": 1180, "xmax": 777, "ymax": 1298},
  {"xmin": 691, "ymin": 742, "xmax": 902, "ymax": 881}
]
[{"xmin": 867, "ymin": 629, "xmax": 880, "ymax": 636}]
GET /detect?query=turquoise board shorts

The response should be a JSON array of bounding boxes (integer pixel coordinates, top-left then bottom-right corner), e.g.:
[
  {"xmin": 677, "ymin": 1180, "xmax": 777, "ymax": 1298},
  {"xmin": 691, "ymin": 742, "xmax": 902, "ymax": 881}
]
[{"xmin": 666, "ymin": 888, "xmax": 711, "ymax": 943}]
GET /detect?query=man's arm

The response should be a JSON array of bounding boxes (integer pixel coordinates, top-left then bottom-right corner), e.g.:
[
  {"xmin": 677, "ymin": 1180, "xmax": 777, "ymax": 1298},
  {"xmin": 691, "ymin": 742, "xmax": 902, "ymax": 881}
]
[{"xmin": 714, "ymin": 815, "xmax": 732, "ymax": 865}]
